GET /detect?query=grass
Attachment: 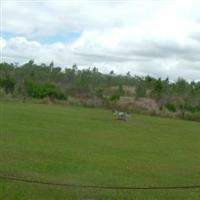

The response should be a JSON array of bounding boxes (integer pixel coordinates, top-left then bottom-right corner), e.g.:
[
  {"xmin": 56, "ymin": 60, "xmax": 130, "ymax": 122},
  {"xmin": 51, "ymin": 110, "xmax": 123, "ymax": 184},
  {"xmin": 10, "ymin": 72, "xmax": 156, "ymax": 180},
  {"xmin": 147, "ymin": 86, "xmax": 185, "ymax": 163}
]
[{"xmin": 1, "ymin": 101, "xmax": 200, "ymax": 199}]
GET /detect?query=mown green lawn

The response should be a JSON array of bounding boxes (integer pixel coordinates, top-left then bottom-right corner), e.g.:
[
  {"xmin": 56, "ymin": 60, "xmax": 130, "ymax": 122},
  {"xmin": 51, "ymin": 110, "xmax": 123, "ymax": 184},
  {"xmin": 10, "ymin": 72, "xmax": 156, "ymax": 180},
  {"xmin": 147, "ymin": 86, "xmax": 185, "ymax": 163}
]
[{"xmin": 1, "ymin": 101, "xmax": 200, "ymax": 199}]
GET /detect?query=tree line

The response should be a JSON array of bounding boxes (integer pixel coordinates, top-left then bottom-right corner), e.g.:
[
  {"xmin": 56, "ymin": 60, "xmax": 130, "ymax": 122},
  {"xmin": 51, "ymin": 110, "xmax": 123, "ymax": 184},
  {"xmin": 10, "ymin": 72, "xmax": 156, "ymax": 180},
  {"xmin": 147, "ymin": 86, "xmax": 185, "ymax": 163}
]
[{"xmin": 1, "ymin": 60, "xmax": 200, "ymax": 121}]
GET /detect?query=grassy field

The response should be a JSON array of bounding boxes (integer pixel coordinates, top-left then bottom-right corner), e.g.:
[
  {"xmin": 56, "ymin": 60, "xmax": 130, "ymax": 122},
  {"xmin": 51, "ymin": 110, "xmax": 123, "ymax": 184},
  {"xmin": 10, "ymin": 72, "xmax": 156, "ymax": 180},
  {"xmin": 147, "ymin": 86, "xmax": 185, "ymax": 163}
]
[{"xmin": 1, "ymin": 101, "xmax": 200, "ymax": 199}]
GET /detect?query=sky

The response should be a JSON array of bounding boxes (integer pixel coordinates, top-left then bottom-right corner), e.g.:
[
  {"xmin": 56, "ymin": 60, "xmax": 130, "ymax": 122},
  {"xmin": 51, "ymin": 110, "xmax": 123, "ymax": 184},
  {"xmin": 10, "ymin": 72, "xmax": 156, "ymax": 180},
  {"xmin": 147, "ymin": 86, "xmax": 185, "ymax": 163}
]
[{"xmin": 1, "ymin": 0, "xmax": 200, "ymax": 80}]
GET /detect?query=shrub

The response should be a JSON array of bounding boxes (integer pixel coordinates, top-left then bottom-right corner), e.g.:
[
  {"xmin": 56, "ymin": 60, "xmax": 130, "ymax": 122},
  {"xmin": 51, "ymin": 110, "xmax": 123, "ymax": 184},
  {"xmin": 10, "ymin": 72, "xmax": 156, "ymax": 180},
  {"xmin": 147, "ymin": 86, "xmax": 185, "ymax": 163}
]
[
  {"xmin": 0, "ymin": 77, "xmax": 15, "ymax": 94},
  {"xmin": 25, "ymin": 81, "xmax": 67, "ymax": 100},
  {"xmin": 135, "ymin": 84, "xmax": 146, "ymax": 98},
  {"xmin": 165, "ymin": 103, "xmax": 176, "ymax": 112},
  {"xmin": 110, "ymin": 93, "xmax": 120, "ymax": 101},
  {"xmin": 184, "ymin": 112, "xmax": 200, "ymax": 122}
]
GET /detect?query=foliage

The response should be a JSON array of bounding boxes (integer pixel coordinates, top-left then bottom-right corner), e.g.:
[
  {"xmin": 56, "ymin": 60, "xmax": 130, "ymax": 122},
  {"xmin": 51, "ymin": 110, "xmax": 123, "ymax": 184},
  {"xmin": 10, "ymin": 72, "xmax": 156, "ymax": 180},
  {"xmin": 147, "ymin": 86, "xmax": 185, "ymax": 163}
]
[
  {"xmin": 25, "ymin": 81, "xmax": 66, "ymax": 100},
  {"xmin": 109, "ymin": 93, "xmax": 121, "ymax": 101},
  {"xmin": 135, "ymin": 83, "xmax": 146, "ymax": 98},
  {"xmin": 1, "ymin": 60, "xmax": 200, "ymax": 120},
  {"xmin": 0, "ymin": 76, "xmax": 15, "ymax": 94},
  {"xmin": 165, "ymin": 103, "xmax": 176, "ymax": 112}
]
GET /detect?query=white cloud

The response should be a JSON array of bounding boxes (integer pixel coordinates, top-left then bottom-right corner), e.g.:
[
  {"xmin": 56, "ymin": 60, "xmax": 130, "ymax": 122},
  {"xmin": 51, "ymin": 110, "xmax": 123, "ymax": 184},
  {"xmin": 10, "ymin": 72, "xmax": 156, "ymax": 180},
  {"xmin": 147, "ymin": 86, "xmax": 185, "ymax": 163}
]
[
  {"xmin": 0, "ymin": 38, "xmax": 6, "ymax": 49},
  {"xmin": 2, "ymin": 37, "xmax": 74, "ymax": 66},
  {"xmin": 3, "ymin": 0, "xmax": 200, "ymax": 80}
]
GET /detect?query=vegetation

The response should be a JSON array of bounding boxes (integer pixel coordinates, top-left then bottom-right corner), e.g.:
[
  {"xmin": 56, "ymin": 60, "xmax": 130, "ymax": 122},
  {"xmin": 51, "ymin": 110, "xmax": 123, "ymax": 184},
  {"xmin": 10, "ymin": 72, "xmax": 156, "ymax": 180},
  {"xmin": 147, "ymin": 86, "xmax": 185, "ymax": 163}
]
[
  {"xmin": 1, "ymin": 61, "xmax": 200, "ymax": 121},
  {"xmin": 25, "ymin": 81, "xmax": 66, "ymax": 100},
  {"xmin": 1, "ymin": 101, "xmax": 200, "ymax": 199}
]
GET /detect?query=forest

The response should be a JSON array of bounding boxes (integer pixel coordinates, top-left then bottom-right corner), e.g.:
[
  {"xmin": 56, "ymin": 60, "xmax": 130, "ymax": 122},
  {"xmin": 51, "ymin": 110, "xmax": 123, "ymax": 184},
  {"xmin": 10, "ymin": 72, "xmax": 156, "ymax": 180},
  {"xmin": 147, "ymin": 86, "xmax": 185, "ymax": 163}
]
[{"xmin": 1, "ymin": 60, "xmax": 200, "ymax": 121}]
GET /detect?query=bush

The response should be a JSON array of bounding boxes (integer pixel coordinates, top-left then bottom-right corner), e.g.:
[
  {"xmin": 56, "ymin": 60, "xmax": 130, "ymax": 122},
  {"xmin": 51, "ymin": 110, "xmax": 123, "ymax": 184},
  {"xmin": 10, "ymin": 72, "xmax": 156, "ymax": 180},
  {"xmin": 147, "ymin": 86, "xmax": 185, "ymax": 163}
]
[
  {"xmin": 96, "ymin": 88, "xmax": 104, "ymax": 99},
  {"xmin": 135, "ymin": 84, "xmax": 146, "ymax": 98},
  {"xmin": 110, "ymin": 93, "xmax": 120, "ymax": 101},
  {"xmin": 0, "ymin": 77, "xmax": 15, "ymax": 94},
  {"xmin": 184, "ymin": 112, "xmax": 200, "ymax": 122},
  {"xmin": 165, "ymin": 103, "xmax": 176, "ymax": 112},
  {"xmin": 25, "ymin": 82, "xmax": 67, "ymax": 100}
]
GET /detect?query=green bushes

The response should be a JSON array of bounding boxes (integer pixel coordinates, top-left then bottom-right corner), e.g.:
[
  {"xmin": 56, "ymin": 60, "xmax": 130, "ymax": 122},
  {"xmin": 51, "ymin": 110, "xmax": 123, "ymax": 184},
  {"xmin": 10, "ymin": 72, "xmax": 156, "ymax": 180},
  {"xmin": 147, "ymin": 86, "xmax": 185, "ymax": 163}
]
[
  {"xmin": 109, "ymin": 93, "xmax": 120, "ymax": 101},
  {"xmin": 135, "ymin": 84, "xmax": 146, "ymax": 98},
  {"xmin": 165, "ymin": 103, "xmax": 176, "ymax": 112},
  {"xmin": 25, "ymin": 82, "xmax": 66, "ymax": 100},
  {"xmin": 0, "ymin": 77, "xmax": 15, "ymax": 94},
  {"xmin": 184, "ymin": 112, "xmax": 200, "ymax": 122}
]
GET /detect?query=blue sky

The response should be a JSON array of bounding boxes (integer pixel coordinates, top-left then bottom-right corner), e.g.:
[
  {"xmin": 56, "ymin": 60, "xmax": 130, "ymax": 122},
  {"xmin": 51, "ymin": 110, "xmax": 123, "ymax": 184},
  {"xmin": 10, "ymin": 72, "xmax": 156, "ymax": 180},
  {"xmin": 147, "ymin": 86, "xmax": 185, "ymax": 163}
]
[
  {"xmin": 37, "ymin": 31, "xmax": 81, "ymax": 44},
  {"xmin": 2, "ymin": 0, "xmax": 200, "ymax": 80},
  {"xmin": 3, "ymin": 31, "xmax": 81, "ymax": 44}
]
